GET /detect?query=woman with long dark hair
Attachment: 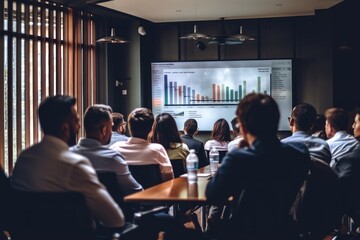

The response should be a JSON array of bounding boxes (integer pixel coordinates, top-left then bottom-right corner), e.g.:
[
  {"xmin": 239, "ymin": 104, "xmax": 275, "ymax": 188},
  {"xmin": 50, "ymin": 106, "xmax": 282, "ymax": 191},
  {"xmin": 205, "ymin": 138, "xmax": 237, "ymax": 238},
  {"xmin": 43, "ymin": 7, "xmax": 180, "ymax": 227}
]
[
  {"xmin": 204, "ymin": 118, "xmax": 231, "ymax": 151},
  {"xmin": 149, "ymin": 113, "xmax": 189, "ymax": 160}
]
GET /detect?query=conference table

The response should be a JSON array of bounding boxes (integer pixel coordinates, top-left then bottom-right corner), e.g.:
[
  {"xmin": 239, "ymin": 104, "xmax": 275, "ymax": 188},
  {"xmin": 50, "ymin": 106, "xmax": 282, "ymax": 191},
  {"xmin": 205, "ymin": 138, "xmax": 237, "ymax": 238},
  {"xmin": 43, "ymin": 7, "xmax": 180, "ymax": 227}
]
[
  {"xmin": 124, "ymin": 165, "xmax": 211, "ymax": 205},
  {"xmin": 124, "ymin": 166, "xmax": 212, "ymax": 230}
]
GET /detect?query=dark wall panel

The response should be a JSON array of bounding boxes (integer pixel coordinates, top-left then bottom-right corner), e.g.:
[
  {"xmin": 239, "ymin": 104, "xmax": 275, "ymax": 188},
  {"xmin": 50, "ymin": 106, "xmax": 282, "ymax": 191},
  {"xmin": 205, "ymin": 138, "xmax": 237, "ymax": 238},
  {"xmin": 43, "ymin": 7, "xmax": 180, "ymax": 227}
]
[
  {"xmin": 259, "ymin": 18, "xmax": 294, "ymax": 59},
  {"xmin": 152, "ymin": 23, "xmax": 179, "ymax": 61}
]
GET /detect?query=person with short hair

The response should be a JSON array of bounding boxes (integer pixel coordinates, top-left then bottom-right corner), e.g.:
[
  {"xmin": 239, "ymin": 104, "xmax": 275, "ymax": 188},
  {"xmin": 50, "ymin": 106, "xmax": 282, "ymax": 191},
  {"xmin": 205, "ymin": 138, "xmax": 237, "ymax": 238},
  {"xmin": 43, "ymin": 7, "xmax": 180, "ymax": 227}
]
[
  {"xmin": 205, "ymin": 93, "xmax": 310, "ymax": 240},
  {"xmin": 227, "ymin": 117, "xmax": 243, "ymax": 152},
  {"xmin": 108, "ymin": 112, "xmax": 129, "ymax": 146},
  {"xmin": 11, "ymin": 95, "xmax": 125, "ymax": 228},
  {"xmin": 181, "ymin": 119, "xmax": 208, "ymax": 168},
  {"xmin": 325, "ymin": 107, "xmax": 360, "ymax": 167},
  {"xmin": 111, "ymin": 108, "xmax": 174, "ymax": 182},
  {"xmin": 282, "ymin": 103, "xmax": 331, "ymax": 164},
  {"xmin": 70, "ymin": 105, "xmax": 142, "ymax": 197}
]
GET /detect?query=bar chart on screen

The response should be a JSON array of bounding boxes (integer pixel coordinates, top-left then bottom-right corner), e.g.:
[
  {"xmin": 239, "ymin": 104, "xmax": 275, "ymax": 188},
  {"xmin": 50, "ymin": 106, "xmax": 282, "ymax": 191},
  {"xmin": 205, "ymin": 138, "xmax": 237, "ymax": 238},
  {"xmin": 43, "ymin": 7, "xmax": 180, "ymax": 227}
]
[
  {"xmin": 151, "ymin": 59, "xmax": 292, "ymax": 131},
  {"xmin": 163, "ymin": 67, "xmax": 271, "ymax": 106}
]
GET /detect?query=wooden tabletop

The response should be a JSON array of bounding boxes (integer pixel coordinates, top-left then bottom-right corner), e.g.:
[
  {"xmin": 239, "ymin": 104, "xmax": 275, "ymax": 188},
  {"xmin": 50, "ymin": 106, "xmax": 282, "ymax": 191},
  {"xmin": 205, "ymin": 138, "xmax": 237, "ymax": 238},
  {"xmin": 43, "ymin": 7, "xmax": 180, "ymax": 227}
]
[{"xmin": 124, "ymin": 166, "xmax": 210, "ymax": 205}]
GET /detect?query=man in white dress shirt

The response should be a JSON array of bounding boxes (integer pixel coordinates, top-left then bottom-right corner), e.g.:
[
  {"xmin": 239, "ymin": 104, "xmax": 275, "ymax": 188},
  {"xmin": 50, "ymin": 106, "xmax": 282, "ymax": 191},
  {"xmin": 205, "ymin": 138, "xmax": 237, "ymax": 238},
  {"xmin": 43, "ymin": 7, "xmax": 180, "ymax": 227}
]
[
  {"xmin": 111, "ymin": 108, "xmax": 174, "ymax": 182},
  {"xmin": 11, "ymin": 95, "xmax": 124, "ymax": 228},
  {"xmin": 228, "ymin": 117, "xmax": 244, "ymax": 152},
  {"xmin": 325, "ymin": 107, "xmax": 360, "ymax": 167}
]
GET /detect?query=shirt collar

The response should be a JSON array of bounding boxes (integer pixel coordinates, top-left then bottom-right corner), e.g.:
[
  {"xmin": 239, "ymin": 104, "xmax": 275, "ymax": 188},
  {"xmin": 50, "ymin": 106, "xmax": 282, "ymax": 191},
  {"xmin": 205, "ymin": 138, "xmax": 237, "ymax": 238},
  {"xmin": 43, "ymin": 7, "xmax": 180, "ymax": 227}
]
[
  {"xmin": 127, "ymin": 137, "xmax": 148, "ymax": 144},
  {"xmin": 42, "ymin": 135, "xmax": 69, "ymax": 150},
  {"xmin": 77, "ymin": 137, "xmax": 103, "ymax": 147}
]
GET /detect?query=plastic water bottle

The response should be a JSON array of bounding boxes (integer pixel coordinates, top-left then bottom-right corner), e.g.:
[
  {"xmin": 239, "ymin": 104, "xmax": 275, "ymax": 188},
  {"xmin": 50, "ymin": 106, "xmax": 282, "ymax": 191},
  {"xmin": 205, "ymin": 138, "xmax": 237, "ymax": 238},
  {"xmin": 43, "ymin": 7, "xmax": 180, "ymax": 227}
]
[
  {"xmin": 186, "ymin": 149, "xmax": 199, "ymax": 184},
  {"xmin": 209, "ymin": 146, "xmax": 219, "ymax": 176}
]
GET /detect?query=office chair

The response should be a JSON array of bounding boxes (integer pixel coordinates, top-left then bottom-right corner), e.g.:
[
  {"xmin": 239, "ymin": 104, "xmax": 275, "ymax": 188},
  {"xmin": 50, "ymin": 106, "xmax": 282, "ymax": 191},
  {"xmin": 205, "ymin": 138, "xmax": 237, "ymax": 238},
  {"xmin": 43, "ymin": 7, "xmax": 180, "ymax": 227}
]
[
  {"xmin": 7, "ymin": 191, "xmax": 95, "ymax": 240},
  {"xmin": 170, "ymin": 159, "xmax": 187, "ymax": 178},
  {"xmin": 96, "ymin": 170, "xmax": 134, "ymax": 221},
  {"xmin": 0, "ymin": 167, "xmax": 10, "ymax": 240},
  {"xmin": 128, "ymin": 164, "xmax": 162, "ymax": 189}
]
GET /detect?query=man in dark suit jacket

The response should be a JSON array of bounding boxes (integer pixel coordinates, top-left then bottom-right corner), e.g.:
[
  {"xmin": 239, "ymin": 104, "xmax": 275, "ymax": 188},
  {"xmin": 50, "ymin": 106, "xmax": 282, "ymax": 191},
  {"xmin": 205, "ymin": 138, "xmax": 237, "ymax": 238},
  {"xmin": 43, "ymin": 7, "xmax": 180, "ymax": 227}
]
[
  {"xmin": 181, "ymin": 119, "xmax": 208, "ymax": 168},
  {"xmin": 206, "ymin": 93, "xmax": 310, "ymax": 240}
]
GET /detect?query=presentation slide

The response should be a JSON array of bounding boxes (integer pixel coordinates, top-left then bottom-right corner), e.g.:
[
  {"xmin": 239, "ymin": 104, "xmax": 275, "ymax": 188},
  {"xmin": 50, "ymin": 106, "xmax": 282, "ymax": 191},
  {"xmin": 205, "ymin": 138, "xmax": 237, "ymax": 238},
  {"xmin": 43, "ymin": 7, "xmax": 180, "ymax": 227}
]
[{"xmin": 151, "ymin": 59, "xmax": 292, "ymax": 131}]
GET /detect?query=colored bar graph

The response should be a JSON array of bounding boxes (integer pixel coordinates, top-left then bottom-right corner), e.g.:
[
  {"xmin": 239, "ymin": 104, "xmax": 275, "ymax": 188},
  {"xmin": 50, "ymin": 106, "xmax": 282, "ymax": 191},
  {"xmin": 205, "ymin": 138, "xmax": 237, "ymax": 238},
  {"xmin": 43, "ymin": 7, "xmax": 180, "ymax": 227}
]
[{"xmin": 164, "ymin": 74, "xmax": 268, "ymax": 106}]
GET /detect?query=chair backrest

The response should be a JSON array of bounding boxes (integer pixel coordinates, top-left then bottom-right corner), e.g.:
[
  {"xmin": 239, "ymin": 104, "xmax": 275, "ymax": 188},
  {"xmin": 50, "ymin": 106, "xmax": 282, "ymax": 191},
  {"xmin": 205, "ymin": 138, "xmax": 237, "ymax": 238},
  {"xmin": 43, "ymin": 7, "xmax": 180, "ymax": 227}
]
[
  {"xmin": 95, "ymin": 170, "xmax": 134, "ymax": 221},
  {"xmin": 8, "ymin": 190, "xmax": 95, "ymax": 240},
  {"xmin": 290, "ymin": 158, "xmax": 342, "ymax": 237},
  {"xmin": 128, "ymin": 164, "xmax": 162, "ymax": 189},
  {"xmin": 0, "ymin": 167, "xmax": 10, "ymax": 234},
  {"xmin": 170, "ymin": 159, "xmax": 186, "ymax": 178},
  {"xmin": 206, "ymin": 150, "xmax": 228, "ymax": 164},
  {"xmin": 96, "ymin": 170, "xmax": 124, "ymax": 205}
]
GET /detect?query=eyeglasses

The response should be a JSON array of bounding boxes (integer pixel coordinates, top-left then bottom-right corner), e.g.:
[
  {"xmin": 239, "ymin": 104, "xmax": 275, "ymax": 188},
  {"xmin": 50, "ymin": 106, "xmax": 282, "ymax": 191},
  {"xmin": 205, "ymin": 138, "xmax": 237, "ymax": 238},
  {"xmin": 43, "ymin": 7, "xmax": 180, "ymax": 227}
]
[{"xmin": 287, "ymin": 117, "xmax": 291, "ymax": 122}]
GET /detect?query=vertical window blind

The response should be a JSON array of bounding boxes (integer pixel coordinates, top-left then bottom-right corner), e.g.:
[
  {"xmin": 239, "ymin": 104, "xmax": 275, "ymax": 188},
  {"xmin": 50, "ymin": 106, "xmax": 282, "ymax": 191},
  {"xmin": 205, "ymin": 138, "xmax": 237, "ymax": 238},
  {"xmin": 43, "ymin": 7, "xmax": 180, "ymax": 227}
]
[{"xmin": 0, "ymin": 0, "xmax": 97, "ymax": 174}]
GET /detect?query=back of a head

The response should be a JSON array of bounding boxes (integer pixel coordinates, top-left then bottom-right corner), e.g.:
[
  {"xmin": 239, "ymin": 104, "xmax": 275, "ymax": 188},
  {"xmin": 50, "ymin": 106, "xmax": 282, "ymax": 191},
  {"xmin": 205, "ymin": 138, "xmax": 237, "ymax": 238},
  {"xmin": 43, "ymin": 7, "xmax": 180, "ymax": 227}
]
[
  {"xmin": 292, "ymin": 103, "xmax": 317, "ymax": 131},
  {"xmin": 311, "ymin": 114, "xmax": 326, "ymax": 134},
  {"xmin": 38, "ymin": 95, "xmax": 76, "ymax": 135},
  {"xmin": 128, "ymin": 107, "xmax": 154, "ymax": 139},
  {"xmin": 236, "ymin": 93, "xmax": 279, "ymax": 139},
  {"xmin": 184, "ymin": 118, "xmax": 198, "ymax": 135},
  {"xmin": 231, "ymin": 117, "xmax": 240, "ymax": 136},
  {"xmin": 93, "ymin": 104, "xmax": 113, "ymax": 113},
  {"xmin": 112, "ymin": 112, "xmax": 125, "ymax": 131},
  {"xmin": 325, "ymin": 107, "xmax": 348, "ymax": 131},
  {"xmin": 149, "ymin": 113, "xmax": 182, "ymax": 148},
  {"xmin": 211, "ymin": 118, "xmax": 231, "ymax": 142},
  {"xmin": 83, "ymin": 105, "xmax": 111, "ymax": 134}
]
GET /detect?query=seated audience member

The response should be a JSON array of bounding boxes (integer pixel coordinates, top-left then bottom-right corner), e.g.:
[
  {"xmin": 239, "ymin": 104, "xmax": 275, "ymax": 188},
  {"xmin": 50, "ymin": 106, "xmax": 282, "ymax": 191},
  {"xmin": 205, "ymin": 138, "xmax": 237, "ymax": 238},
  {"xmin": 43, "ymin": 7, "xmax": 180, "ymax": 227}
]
[
  {"xmin": 108, "ymin": 112, "xmax": 129, "ymax": 146},
  {"xmin": 204, "ymin": 118, "xmax": 231, "ymax": 151},
  {"xmin": 227, "ymin": 117, "xmax": 243, "ymax": 152},
  {"xmin": 205, "ymin": 93, "xmax": 310, "ymax": 240},
  {"xmin": 352, "ymin": 107, "xmax": 360, "ymax": 141},
  {"xmin": 11, "ymin": 95, "xmax": 125, "ymax": 228},
  {"xmin": 149, "ymin": 113, "xmax": 189, "ymax": 163},
  {"xmin": 181, "ymin": 119, "xmax": 208, "ymax": 168},
  {"xmin": 282, "ymin": 103, "xmax": 331, "ymax": 164},
  {"xmin": 311, "ymin": 114, "xmax": 327, "ymax": 140},
  {"xmin": 70, "ymin": 105, "xmax": 142, "ymax": 197},
  {"xmin": 325, "ymin": 107, "xmax": 360, "ymax": 167},
  {"xmin": 111, "ymin": 108, "xmax": 174, "ymax": 182},
  {"xmin": 332, "ymin": 107, "xmax": 360, "ymax": 229}
]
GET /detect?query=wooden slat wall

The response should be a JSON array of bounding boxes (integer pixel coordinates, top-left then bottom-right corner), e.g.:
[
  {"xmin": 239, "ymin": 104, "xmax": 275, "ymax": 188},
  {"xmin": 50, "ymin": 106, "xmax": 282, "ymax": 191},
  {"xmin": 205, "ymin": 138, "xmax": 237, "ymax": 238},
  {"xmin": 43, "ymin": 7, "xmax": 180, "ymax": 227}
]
[
  {"xmin": 32, "ymin": 4, "xmax": 39, "ymax": 143},
  {"xmin": 0, "ymin": 0, "xmax": 5, "ymax": 170},
  {"xmin": 49, "ymin": 8, "xmax": 54, "ymax": 95},
  {"xmin": 55, "ymin": 9, "xmax": 62, "ymax": 94},
  {"xmin": 15, "ymin": 1, "xmax": 22, "ymax": 158},
  {"xmin": 7, "ymin": 0, "xmax": 14, "ymax": 173},
  {"xmin": 24, "ymin": 2, "xmax": 30, "ymax": 148},
  {"xmin": 0, "ymin": 0, "xmax": 97, "ymax": 174}
]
